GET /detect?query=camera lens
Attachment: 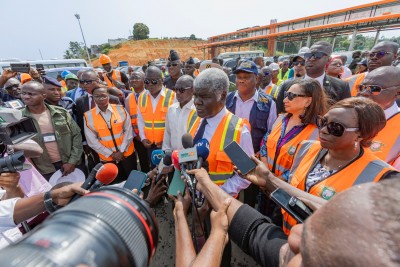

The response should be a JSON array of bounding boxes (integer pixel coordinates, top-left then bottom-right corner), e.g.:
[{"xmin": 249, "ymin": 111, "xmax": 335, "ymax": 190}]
[{"xmin": 0, "ymin": 187, "xmax": 158, "ymax": 267}]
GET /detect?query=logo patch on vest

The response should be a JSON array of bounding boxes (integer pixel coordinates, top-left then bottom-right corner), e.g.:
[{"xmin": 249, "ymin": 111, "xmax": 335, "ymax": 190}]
[
  {"xmin": 287, "ymin": 146, "xmax": 296, "ymax": 156},
  {"xmin": 320, "ymin": 187, "xmax": 336, "ymax": 200},
  {"xmin": 370, "ymin": 141, "xmax": 384, "ymax": 152},
  {"xmin": 259, "ymin": 96, "xmax": 270, "ymax": 104}
]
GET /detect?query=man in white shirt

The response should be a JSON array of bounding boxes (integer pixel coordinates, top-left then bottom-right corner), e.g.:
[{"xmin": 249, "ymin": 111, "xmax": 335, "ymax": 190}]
[
  {"xmin": 163, "ymin": 75, "xmax": 195, "ymax": 152},
  {"xmin": 358, "ymin": 66, "xmax": 400, "ymax": 170}
]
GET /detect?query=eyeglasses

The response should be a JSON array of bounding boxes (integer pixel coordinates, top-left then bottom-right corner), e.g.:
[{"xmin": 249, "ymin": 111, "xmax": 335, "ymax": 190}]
[
  {"xmin": 144, "ymin": 79, "xmax": 160, "ymax": 85},
  {"xmin": 358, "ymin": 84, "xmax": 397, "ymax": 96},
  {"xmin": 175, "ymin": 86, "xmax": 192, "ymax": 93},
  {"xmin": 316, "ymin": 115, "xmax": 359, "ymax": 137},
  {"xmin": 93, "ymin": 95, "xmax": 108, "ymax": 100},
  {"xmin": 262, "ymin": 71, "xmax": 271, "ymax": 76},
  {"xmin": 167, "ymin": 63, "xmax": 179, "ymax": 67},
  {"xmin": 304, "ymin": 52, "xmax": 328, "ymax": 60},
  {"xmin": 284, "ymin": 91, "xmax": 307, "ymax": 101},
  {"xmin": 293, "ymin": 61, "xmax": 305, "ymax": 66},
  {"xmin": 79, "ymin": 80, "xmax": 96, "ymax": 84},
  {"xmin": 5, "ymin": 85, "xmax": 20, "ymax": 91},
  {"xmin": 368, "ymin": 51, "xmax": 393, "ymax": 59}
]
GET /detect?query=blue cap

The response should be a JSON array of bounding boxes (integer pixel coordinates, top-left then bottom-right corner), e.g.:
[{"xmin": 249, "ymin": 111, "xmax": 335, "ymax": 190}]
[
  {"xmin": 61, "ymin": 70, "xmax": 71, "ymax": 79},
  {"xmin": 233, "ymin": 60, "xmax": 258, "ymax": 75},
  {"xmin": 42, "ymin": 76, "xmax": 62, "ymax": 87}
]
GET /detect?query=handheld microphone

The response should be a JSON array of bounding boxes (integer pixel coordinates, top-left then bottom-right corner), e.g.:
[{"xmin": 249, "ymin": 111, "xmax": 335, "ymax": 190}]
[
  {"xmin": 89, "ymin": 163, "xmax": 119, "ymax": 191},
  {"xmin": 179, "ymin": 134, "xmax": 197, "ymax": 166},
  {"xmin": 155, "ymin": 152, "xmax": 173, "ymax": 183},
  {"xmin": 70, "ymin": 163, "xmax": 103, "ymax": 202},
  {"xmin": 172, "ymin": 150, "xmax": 180, "ymax": 170},
  {"xmin": 151, "ymin": 149, "xmax": 165, "ymax": 166},
  {"xmin": 181, "ymin": 133, "xmax": 194, "ymax": 149},
  {"xmin": 195, "ymin": 139, "xmax": 210, "ymax": 169}
]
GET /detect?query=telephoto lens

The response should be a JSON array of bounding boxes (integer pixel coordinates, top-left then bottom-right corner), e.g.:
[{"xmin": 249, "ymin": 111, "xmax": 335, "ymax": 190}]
[{"xmin": 0, "ymin": 187, "xmax": 158, "ymax": 267}]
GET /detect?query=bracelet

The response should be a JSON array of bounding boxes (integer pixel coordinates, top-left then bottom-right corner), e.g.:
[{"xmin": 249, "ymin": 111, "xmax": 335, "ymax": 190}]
[{"xmin": 44, "ymin": 191, "xmax": 57, "ymax": 214}]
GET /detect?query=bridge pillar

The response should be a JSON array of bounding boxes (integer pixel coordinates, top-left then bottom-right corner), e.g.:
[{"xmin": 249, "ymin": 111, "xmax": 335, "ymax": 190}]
[
  {"xmin": 374, "ymin": 30, "xmax": 381, "ymax": 45},
  {"xmin": 349, "ymin": 29, "xmax": 358, "ymax": 51},
  {"xmin": 298, "ymin": 40, "xmax": 303, "ymax": 51},
  {"xmin": 332, "ymin": 36, "xmax": 337, "ymax": 49},
  {"xmin": 306, "ymin": 35, "xmax": 311, "ymax": 47},
  {"xmin": 283, "ymin": 42, "xmax": 286, "ymax": 54}
]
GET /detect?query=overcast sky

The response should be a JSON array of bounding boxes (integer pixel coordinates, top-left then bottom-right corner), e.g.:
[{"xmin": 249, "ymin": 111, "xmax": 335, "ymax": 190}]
[{"xmin": 1, "ymin": 0, "xmax": 398, "ymax": 60}]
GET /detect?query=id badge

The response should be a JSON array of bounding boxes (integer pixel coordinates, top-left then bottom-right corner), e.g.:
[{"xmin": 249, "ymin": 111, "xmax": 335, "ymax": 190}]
[{"xmin": 43, "ymin": 133, "xmax": 56, "ymax": 143}]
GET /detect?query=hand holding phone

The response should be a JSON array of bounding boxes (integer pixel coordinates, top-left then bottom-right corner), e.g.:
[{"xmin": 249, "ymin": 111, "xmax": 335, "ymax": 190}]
[
  {"xmin": 124, "ymin": 170, "xmax": 148, "ymax": 193},
  {"xmin": 224, "ymin": 141, "xmax": 256, "ymax": 175}
]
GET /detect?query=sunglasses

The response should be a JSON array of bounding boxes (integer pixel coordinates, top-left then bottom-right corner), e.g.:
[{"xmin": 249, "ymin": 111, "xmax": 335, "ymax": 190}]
[
  {"xmin": 368, "ymin": 51, "xmax": 392, "ymax": 59},
  {"xmin": 167, "ymin": 63, "xmax": 179, "ymax": 67},
  {"xmin": 293, "ymin": 61, "xmax": 305, "ymax": 66},
  {"xmin": 284, "ymin": 91, "xmax": 307, "ymax": 101},
  {"xmin": 316, "ymin": 115, "xmax": 359, "ymax": 137},
  {"xmin": 358, "ymin": 84, "xmax": 398, "ymax": 96},
  {"xmin": 304, "ymin": 52, "xmax": 328, "ymax": 60},
  {"xmin": 175, "ymin": 86, "xmax": 192, "ymax": 93},
  {"xmin": 79, "ymin": 80, "xmax": 96, "ymax": 84},
  {"xmin": 262, "ymin": 71, "xmax": 271, "ymax": 76},
  {"xmin": 144, "ymin": 79, "xmax": 160, "ymax": 85}
]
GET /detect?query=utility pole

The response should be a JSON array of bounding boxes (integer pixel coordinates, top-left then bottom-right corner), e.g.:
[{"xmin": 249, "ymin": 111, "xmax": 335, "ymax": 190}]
[{"xmin": 74, "ymin": 14, "xmax": 92, "ymax": 65}]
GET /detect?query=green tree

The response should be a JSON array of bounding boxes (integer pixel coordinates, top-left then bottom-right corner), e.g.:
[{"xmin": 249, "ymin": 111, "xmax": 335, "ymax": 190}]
[
  {"xmin": 189, "ymin": 34, "xmax": 196, "ymax": 40},
  {"xmin": 64, "ymin": 41, "xmax": 86, "ymax": 59},
  {"xmin": 133, "ymin": 23, "xmax": 150, "ymax": 40}
]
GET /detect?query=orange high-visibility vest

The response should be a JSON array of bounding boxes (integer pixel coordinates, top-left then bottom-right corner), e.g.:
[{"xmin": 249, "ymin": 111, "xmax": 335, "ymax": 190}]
[
  {"xmin": 84, "ymin": 104, "xmax": 135, "ymax": 162},
  {"xmin": 369, "ymin": 112, "xmax": 400, "ymax": 166},
  {"xmin": 103, "ymin": 70, "xmax": 122, "ymax": 87},
  {"xmin": 125, "ymin": 93, "xmax": 140, "ymax": 136},
  {"xmin": 283, "ymin": 140, "xmax": 396, "ymax": 235},
  {"xmin": 346, "ymin": 72, "xmax": 366, "ymax": 96},
  {"xmin": 194, "ymin": 69, "xmax": 200, "ymax": 77},
  {"xmin": 264, "ymin": 84, "xmax": 280, "ymax": 100},
  {"xmin": 266, "ymin": 115, "xmax": 319, "ymax": 177},
  {"xmin": 188, "ymin": 110, "xmax": 247, "ymax": 185},
  {"xmin": 138, "ymin": 89, "xmax": 175, "ymax": 144}
]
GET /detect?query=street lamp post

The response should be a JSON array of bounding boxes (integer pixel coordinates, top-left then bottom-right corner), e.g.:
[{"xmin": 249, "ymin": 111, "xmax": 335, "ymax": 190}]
[{"xmin": 74, "ymin": 14, "xmax": 92, "ymax": 65}]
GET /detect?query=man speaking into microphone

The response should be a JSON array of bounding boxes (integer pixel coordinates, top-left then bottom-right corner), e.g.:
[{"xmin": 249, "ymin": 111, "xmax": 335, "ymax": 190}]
[{"xmin": 187, "ymin": 68, "xmax": 253, "ymax": 196}]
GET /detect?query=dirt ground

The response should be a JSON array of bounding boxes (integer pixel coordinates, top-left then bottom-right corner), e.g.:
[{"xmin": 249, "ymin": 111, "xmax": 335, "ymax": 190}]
[{"xmin": 92, "ymin": 39, "xmax": 207, "ymax": 67}]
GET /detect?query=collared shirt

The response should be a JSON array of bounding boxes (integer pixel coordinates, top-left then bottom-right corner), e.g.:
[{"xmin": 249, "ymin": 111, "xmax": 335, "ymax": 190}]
[
  {"xmin": 137, "ymin": 87, "xmax": 176, "ymax": 141},
  {"xmin": 84, "ymin": 104, "xmax": 134, "ymax": 158},
  {"xmin": 88, "ymin": 93, "xmax": 95, "ymax": 110},
  {"xmin": 341, "ymin": 66, "xmax": 353, "ymax": 79},
  {"xmin": 74, "ymin": 87, "xmax": 86, "ymax": 102},
  {"xmin": 305, "ymin": 73, "xmax": 325, "ymax": 87},
  {"xmin": 233, "ymin": 90, "xmax": 277, "ymax": 131},
  {"xmin": 199, "ymin": 107, "xmax": 253, "ymax": 195},
  {"xmin": 162, "ymin": 99, "xmax": 196, "ymax": 151}
]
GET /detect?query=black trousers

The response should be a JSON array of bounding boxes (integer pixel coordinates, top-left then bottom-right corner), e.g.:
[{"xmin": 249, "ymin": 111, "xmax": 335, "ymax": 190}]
[
  {"xmin": 134, "ymin": 138, "xmax": 150, "ymax": 173},
  {"xmin": 103, "ymin": 152, "xmax": 138, "ymax": 184},
  {"xmin": 146, "ymin": 145, "xmax": 159, "ymax": 170}
]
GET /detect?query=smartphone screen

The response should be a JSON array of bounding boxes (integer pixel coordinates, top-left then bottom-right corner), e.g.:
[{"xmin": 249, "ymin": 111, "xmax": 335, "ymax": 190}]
[
  {"xmin": 270, "ymin": 188, "xmax": 312, "ymax": 223},
  {"xmin": 36, "ymin": 64, "xmax": 44, "ymax": 71},
  {"xmin": 10, "ymin": 63, "xmax": 31, "ymax": 73},
  {"xmin": 223, "ymin": 141, "xmax": 256, "ymax": 175},
  {"xmin": 167, "ymin": 169, "xmax": 185, "ymax": 197},
  {"xmin": 124, "ymin": 170, "xmax": 148, "ymax": 193}
]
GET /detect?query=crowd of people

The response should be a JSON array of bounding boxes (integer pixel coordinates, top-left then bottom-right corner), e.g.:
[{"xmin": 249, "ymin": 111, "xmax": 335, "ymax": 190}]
[{"xmin": 0, "ymin": 39, "xmax": 399, "ymax": 267}]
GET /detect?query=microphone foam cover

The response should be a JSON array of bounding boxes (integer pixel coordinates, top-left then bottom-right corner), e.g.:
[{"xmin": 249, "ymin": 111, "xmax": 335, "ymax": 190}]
[
  {"xmin": 151, "ymin": 149, "xmax": 165, "ymax": 165},
  {"xmin": 163, "ymin": 152, "xmax": 173, "ymax": 166},
  {"xmin": 96, "ymin": 163, "xmax": 118, "ymax": 184},
  {"xmin": 171, "ymin": 150, "xmax": 180, "ymax": 170},
  {"xmin": 181, "ymin": 133, "xmax": 194, "ymax": 149},
  {"xmin": 195, "ymin": 139, "xmax": 210, "ymax": 160}
]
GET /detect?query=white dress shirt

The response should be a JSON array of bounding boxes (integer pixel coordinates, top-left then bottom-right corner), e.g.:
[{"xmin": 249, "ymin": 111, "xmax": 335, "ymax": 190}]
[
  {"xmin": 384, "ymin": 102, "xmax": 400, "ymax": 170},
  {"xmin": 196, "ymin": 107, "xmax": 253, "ymax": 196},
  {"xmin": 162, "ymin": 99, "xmax": 196, "ymax": 151},
  {"xmin": 305, "ymin": 73, "xmax": 326, "ymax": 87},
  {"xmin": 84, "ymin": 104, "xmax": 134, "ymax": 158},
  {"xmin": 341, "ymin": 66, "xmax": 353, "ymax": 79},
  {"xmin": 137, "ymin": 87, "xmax": 177, "ymax": 141},
  {"xmin": 233, "ymin": 90, "xmax": 277, "ymax": 131}
]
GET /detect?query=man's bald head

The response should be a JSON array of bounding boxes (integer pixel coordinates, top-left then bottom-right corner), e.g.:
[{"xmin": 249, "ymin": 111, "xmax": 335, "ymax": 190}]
[
  {"xmin": 81, "ymin": 70, "xmax": 98, "ymax": 80},
  {"xmin": 129, "ymin": 71, "xmax": 145, "ymax": 80},
  {"xmin": 301, "ymin": 178, "xmax": 400, "ymax": 267},
  {"xmin": 21, "ymin": 81, "xmax": 45, "ymax": 93},
  {"xmin": 364, "ymin": 66, "xmax": 400, "ymax": 87},
  {"xmin": 146, "ymin": 66, "xmax": 162, "ymax": 79},
  {"xmin": 373, "ymin": 41, "xmax": 399, "ymax": 54},
  {"xmin": 176, "ymin": 75, "xmax": 194, "ymax": 88}
]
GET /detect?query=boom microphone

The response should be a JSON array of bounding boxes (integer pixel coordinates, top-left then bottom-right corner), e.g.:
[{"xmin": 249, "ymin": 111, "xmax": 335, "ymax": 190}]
[{"xmin": 89, "ymin": 163, "xmax": 119, "ymax": 191}]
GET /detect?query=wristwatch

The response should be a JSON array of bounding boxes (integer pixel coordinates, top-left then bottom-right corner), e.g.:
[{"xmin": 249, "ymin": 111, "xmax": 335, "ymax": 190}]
[{"xmin": 44, "ymin": 191, "xmax": 57, "ymax": 213}]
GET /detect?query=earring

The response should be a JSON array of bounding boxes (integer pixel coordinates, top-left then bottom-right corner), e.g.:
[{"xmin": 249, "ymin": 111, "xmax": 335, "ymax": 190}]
[
  {"xmin": 300, "ymin": 107, "xmax": 307, "ymax": 119},
  {"xmin": 354, "ymin": 141, "xmax": 358, "ymax": 148}
]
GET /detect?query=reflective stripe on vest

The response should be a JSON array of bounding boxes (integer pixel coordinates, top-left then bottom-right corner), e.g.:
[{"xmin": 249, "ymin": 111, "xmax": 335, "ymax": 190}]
[
  {"xmin": 84, "ymin": 104, "xmax": 134, "ymax": 161},
  {"xmin": 138, "ymin": 89, "xmax": 175, "ymax": 143},
  {"xmin": 187, "ymin": 110, "xmax": 199, "ymax": 132},
  {"xmin": 125, "ymin": 93, "xmax": 139, "ymax": 135},
  {"xmin": 369, "ymin": 112, "xmax": 400, "ymax": 165},
  {"xmin": 266, "ymin": 120, "xmax": 319, "ymax": 177},
  {"xmin": 264, "ymin": 84, "xmax": 279, "ymax": 99},
  {"xmin": 346, "ymin": 72, "xmax": 365, "ymax": 96},
  {"xmin": 283, "ymin": 141, "xmax": 395, "ymax": 235}
]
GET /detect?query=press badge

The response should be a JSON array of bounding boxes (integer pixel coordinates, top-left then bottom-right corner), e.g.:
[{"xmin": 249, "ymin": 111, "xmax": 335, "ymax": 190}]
[{"xmin": 43, "ymin": 133, "xmax": 56, "ymax": 143}]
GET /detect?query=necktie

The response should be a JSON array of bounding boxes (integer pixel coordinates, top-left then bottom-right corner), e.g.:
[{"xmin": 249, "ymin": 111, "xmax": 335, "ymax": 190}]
[
  {"xmin": 90, "ymin": 96, "xmax": 95, "ymax": 109},
  {"xmin": 193, "ymin": 119, "xmax": 207, "ymax": 144},
  {"xmin": 135, "ymin": 93, "xmax": 140, "ymax": 102}
]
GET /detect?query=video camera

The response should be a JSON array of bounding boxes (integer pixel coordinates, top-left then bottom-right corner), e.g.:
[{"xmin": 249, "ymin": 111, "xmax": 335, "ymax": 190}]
[{"xmin": 0, "ymin": 107, "xmax": 38, "ymax": 173}]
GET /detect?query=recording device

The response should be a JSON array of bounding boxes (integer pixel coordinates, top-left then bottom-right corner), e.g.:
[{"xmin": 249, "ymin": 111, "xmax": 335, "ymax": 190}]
[
  {"xmin": 155, "ymin": 152, "xmax": 173, "ymax": 183},
  {"xmin": 224, "ymin": 141, "xmax": 256, "ymax": 175},
  {"xmin": 150, "ymin": 149, "xmax": 164, "ymax": 166},
  {"xmin": 35, "ymin": 64, "xmax": 44, "ymax": 72},
  {"xmin": 124, "ymin": 170, "xmax": 148, "ymax": 192},
  {"xmin": 10, "ymin": 63, "xmax": 30, "ymax": 74},
  {"xmin": 88, "ymin": 163, "xmax": 118, "ymax": 191},
  {"xmin": 3, "ymin": 99, "xmax": 25, "ymax": 110},
  {"xmin": 0, "ymin": 186, "xmax": 159, "ymax": 267},
  {"xmin": 270, "ymin": 188, "xmax": 313, "ymax": 223},
  {"xmin": 0, "ymin": 108, "xmax": 37, "ymax": 145},
  {"xmin": 0, "ymin": 151, "xmax": 32, "ymax": 173}
]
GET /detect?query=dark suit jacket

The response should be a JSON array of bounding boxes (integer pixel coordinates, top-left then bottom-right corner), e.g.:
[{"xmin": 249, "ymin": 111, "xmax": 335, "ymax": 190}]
[
  {"xmin": 74, "ymin": 94, "xmax": 120, "ymax": 141},
  {"xmin": 275, "ymin": 75, "xmax": 351, "ymax": 114}
]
